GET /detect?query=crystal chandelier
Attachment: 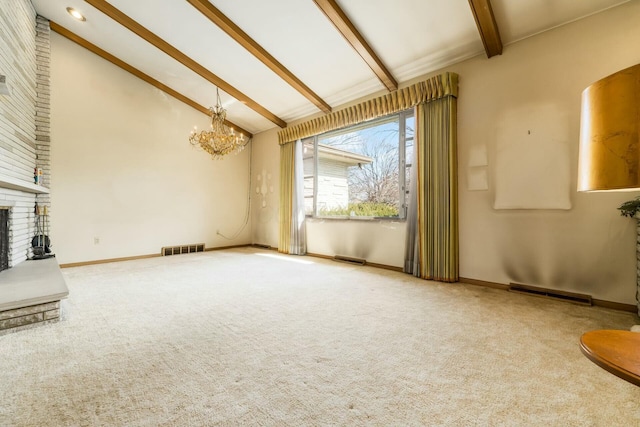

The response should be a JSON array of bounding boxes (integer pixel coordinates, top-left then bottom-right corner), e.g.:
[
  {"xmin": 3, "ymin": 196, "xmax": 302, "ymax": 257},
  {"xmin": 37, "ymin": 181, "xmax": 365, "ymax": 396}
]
[{"xmin": 189, "ymin": 88, "xmax": 248, "ymax": 159}]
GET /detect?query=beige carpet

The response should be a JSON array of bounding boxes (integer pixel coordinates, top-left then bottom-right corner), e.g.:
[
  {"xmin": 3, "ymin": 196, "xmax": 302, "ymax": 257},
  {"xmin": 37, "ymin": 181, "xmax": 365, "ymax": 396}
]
[{"xmin": 1, "ymin": 247, "xmax": 639, "ymax": 426}]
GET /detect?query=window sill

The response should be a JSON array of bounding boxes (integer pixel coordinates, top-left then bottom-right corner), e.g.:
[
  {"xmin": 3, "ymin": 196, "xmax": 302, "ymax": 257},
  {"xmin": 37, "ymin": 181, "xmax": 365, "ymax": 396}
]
[{"xmin": 306, "ymin": 215, "xmax": 405, "ymax": 223}]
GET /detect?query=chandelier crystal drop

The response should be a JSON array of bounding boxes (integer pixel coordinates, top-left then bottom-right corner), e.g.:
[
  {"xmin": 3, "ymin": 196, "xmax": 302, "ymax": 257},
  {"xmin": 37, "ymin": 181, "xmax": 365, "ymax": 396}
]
[{"xmin": 189, "ymin": 88, "xmax": 248, "ymax": 159}]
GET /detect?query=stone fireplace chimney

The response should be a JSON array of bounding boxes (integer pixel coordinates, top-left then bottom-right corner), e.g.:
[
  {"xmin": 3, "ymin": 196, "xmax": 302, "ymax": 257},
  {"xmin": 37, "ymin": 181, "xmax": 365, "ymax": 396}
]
[{"xmin": 0, "ymin": 14, "xmax": 51, "ymax": 268}]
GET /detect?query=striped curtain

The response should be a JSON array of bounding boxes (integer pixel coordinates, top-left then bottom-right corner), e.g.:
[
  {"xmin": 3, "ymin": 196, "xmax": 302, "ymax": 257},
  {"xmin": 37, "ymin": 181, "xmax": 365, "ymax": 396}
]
[
  {"xmin": 290, "ymin": 140, "xmax": 306, "ymax": 254},
  {"xmin": 279, "ymin": 72, "xmax": 458, "ymax": 268},
  {"xmin": 278, "ymin": 140, "xmax": 306, "ymax": 254},
  {"xmin": 404, "ymin": 145, "xmax": 420, "ymax": 276},
  {"xmin": 278, "ymin": 141, "xmax": 295, "ymax": 253},
  {"xmin": 413, "ymin": 96, "xmax": 458, "ymax": 282}
]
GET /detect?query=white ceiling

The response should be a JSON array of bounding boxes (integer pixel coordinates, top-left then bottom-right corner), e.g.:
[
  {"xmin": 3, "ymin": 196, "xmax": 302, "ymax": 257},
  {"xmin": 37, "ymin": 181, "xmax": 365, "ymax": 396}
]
[{"xmin": 31, "ymin": 0, "xmax": 629, "ymax": 136}]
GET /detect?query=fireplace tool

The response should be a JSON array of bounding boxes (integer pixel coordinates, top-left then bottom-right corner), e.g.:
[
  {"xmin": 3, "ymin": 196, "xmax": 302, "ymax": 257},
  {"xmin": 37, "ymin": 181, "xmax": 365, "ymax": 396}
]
[{"xmin": 31, "ymin": 202, "xmax": 53, "ymax": 259}]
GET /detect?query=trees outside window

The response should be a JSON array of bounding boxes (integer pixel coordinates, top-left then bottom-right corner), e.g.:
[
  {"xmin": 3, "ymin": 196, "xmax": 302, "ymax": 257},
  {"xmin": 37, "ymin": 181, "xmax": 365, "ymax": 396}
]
[{"xmin": 303, "ymin": 110, "xmax": 414, "ymax": 219}]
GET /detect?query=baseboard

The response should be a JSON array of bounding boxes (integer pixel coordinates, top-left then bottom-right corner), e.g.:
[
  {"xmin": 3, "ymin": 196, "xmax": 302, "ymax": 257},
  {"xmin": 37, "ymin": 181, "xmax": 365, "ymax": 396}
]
[
  {"xmin": 365, "ymin": 262, "xmax": 403, "ymax": 272},
  {"xmin": 305, "ymin": 252, "xmax": 333, "ymax": 261},
  {"xmin": 60, "ymin": 244, "xmax": 252, "ymax": 268},
  {"xmin": 459, "ymin": 277, "xmax": 637, "ymax": 313},
  {"xmin": 305, "ymin": 252, "xmax": 403, "ymax": 272},
  {"xmin": 251, "ymin": 243, "xmax": 276, "ymax": 251},
  {"xmin": 508, "ymin": 283, "xmax": 592, "ymax": 306},
  {"xmin": 591, "ymin": 298, "xmax": 637, "ymax": 313},
  {"xmin": 60, "ymin": 254, "xmax": 161, "ymax": 268},
  {"xmin": 204, "ymin": 244, "xmax": 251, "ymax": 252},
  {"xmin": 333, "ymin": 255, "xmax": 366, "ymax": 266},
  {"xmin": 459, "ymin": 277, "xmax": 509, "ymax": 290}
]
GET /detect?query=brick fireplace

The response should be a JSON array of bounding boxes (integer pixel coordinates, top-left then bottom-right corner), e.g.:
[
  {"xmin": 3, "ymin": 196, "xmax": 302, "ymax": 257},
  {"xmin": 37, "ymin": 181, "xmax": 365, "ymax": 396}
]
[
  {"xmin": 0, "ymin": 13, "xmax": 51, "ymax": 267},
  {"xmin": 0, "ymin": 9, "xmax": 67, "ymax": 332}
]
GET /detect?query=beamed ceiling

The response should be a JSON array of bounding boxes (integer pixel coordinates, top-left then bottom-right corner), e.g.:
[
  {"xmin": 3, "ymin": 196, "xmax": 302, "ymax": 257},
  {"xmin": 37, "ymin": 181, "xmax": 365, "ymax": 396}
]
[{"xmin": 32, "ymin": 0, "xmax": 630, "ymax": 138}]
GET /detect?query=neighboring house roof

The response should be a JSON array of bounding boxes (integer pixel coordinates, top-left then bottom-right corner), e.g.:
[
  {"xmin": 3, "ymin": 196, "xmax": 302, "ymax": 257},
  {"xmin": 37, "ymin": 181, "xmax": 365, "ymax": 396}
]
[{"xmin": 317, "ymin": 144, "xmax": 373, "ymax": 166}]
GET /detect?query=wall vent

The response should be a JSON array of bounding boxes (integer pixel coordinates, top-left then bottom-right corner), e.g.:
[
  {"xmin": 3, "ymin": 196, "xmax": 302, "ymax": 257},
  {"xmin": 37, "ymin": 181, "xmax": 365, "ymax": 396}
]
[
  {"xmin": 333, "ymin": 255, "xmax": 366, "ymax": 266},
  {"xmin": 508, "ymin": 283, "xmax": 592, "ymax": 306},
  {"xmin": 161, "ymin": 243, "xmax": 205, "ymax": 256}
]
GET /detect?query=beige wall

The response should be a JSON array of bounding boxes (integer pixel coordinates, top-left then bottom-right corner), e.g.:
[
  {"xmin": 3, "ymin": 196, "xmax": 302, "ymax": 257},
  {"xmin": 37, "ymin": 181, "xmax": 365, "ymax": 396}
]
[
  {"xmin": 251, "ymin": 2, "xmax": 640, "ymax": 304},
  {"xmin": 251, "ymin": 128, "xmax": 280, "ymax": 248},
  {"xmin": 50, "ymin": 33, "xmax": 251, "ymax": 264},
  {"xmin": 453, "ymin": 2, "xmax": 640, "ymax": 304}
]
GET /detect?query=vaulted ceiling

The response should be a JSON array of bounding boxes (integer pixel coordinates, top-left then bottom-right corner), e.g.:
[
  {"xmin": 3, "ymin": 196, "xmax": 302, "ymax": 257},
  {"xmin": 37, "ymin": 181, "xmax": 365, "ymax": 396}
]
[{"xmin": 31, "ymin": 0, "xmax": 630, "ymax": 138}]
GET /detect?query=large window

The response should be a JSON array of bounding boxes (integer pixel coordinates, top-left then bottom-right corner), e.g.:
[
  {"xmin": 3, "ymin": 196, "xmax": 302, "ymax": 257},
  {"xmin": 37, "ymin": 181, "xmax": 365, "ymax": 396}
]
[{"xmin": 303, "ymin": 109, "xmax": 414, "ymax": 219}]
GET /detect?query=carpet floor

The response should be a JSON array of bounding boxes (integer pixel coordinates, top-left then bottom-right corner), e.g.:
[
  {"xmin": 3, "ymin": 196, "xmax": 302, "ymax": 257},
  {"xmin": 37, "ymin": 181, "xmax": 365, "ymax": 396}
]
[{"xmin": 1, "ymin": 247, "xmax": 639, "ymax": 426}]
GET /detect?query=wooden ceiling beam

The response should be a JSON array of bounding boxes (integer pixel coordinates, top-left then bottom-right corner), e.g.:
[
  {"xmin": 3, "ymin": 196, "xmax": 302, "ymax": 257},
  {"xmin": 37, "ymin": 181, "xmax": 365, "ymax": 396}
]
[
  {"xmin": 468, "ymin": 0, "xmax": 503, "ymax": 58},
  {"xmin": 85, "ymin": 0, "xmax": 286, "ymax": 128},
  {"xmin": 50, "ymin": 21, "xmax": 253, "ymax": 138},
  {"xmin": 313, "ymin": 0, "xmax": 397, "ymax": 92},
  {"xmin": 186, "ymin": 0, "xmax": 331, "ymax": 114}
]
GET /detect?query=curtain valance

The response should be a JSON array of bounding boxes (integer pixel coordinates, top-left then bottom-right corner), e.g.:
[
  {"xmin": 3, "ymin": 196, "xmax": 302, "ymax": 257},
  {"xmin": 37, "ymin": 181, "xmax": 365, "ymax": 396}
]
[{"xmin": 278, "ymin": 72, "xmax": 458, "ymax": 145}]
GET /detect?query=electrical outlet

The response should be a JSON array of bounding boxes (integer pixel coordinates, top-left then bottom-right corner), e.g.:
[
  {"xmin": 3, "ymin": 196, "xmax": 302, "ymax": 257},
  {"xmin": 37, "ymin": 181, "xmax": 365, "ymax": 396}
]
[{"xmin": 94, "ymin": 237, "xmax": 100, "ymax": 245}]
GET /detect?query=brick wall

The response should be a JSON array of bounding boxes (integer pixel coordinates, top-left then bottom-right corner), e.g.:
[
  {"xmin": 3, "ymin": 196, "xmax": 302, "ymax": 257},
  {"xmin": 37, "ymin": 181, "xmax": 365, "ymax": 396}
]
[
  {"xmin": 35, "ymin": 16, "xmax": 51, "ymax": 202},
  {"xmin": 0, "ymin": 0, "xmax": 50, "ymax": 267}
]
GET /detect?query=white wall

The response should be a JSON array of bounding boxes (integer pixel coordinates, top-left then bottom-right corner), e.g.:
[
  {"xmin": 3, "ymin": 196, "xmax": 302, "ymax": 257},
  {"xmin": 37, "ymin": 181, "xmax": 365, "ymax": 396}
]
[
  {"xmin": 251, "ymin": 1, "xmax": 640, "ymax": 304},
  {"xmin": 50, "ymin": 33, "xmax": 251, "ymax": 264}
]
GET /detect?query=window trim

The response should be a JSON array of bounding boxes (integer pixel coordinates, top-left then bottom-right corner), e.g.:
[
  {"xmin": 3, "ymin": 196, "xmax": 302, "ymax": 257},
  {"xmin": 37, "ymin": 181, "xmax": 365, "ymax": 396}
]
[{"xmin": 304, "ymin": 108, "xmax": 414, "ymax": 221}]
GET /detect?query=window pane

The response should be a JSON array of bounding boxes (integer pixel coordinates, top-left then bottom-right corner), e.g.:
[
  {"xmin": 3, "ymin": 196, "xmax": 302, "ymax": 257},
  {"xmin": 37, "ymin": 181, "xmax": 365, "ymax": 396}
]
[
  {"xmin": 406, "ymin": 115, "xmax": 415, "ymax": 140},
  {"xmin": 404, "ymin": 139, "xmax": 413, "ymax": 206},
  {"xmin": 316, "ymin": 116, "xmax": 400, "ymax": 218},
  {"xmin": 403, "ymin": 113, "xmax": 415, "ymax": 215},
  {"xmin": 405, "ymin": 139, "xmax": 414, "ymax": 169}
]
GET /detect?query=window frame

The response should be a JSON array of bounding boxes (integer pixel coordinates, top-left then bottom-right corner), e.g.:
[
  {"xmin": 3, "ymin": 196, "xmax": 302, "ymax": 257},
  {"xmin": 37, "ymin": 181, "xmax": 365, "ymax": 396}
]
[{"xmin": 304, "ymin": 108, "xmax": 414, "ymax": 221}]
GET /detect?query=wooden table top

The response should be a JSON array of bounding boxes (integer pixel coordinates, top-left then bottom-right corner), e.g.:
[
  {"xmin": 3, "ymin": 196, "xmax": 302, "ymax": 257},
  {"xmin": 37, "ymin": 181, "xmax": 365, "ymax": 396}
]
[{"xmin": 580, "ymin": 329, "xmax": 640, "ymax": 387}]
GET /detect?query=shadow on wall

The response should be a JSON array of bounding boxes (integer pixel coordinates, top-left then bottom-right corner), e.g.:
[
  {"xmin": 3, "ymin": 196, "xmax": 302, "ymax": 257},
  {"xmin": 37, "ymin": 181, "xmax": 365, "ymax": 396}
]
[{"xmin": 498, "ymin": 209, "xmax": 634, "ymax": 299}]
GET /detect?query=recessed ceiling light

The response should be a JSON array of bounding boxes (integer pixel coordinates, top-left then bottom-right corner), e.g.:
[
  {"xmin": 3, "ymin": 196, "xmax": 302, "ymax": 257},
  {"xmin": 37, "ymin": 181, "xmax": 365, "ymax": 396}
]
[{"xmin": 66, "ymin": 7, "xmax": 86, "ymax": 22}]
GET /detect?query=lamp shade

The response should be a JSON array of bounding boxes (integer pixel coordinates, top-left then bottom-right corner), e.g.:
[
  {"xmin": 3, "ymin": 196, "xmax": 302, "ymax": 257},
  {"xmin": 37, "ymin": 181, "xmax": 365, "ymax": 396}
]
[{"xmin": 577, "ymin": 63, "xmax": 640, "ymax": 192}]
